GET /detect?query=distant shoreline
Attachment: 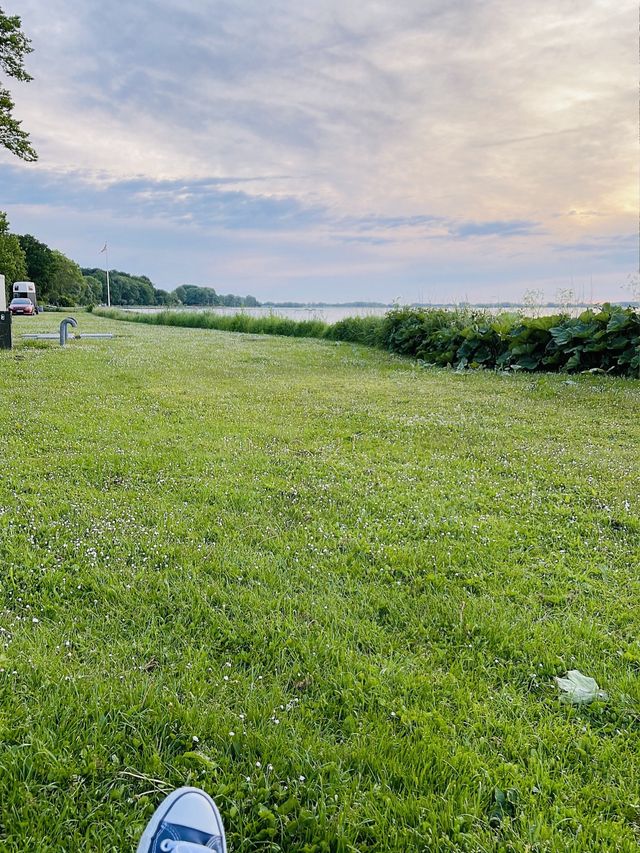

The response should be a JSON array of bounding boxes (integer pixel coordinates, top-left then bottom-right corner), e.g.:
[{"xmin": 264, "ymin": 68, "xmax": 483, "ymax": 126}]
[{"xmin": 122, "ymin": 300, "xmax": 639, "ymax": 310}]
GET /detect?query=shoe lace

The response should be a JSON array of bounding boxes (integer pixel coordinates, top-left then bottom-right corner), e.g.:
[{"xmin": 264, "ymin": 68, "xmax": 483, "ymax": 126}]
[{"xmin": 160, "ymin": 841, "xmax": 221, "ymax": 853}]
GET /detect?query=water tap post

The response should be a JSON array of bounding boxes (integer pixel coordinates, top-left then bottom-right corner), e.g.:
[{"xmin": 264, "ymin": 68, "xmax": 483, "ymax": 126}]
[{"xmin": 59, "ymin": 317, "xmax": 78, "ymax": 346}]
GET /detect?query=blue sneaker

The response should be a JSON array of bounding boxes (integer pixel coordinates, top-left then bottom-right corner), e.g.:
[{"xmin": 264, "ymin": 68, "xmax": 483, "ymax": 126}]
[{"xmin": 136, "ymin": 786, "xmax": 227, "ymax": 853}]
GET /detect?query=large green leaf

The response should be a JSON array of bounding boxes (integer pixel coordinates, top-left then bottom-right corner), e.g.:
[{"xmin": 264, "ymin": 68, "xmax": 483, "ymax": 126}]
[
  {"xmin": 515, "ymin": 354, "xmax": 541, "ymax": 370},
  {"xmin": 564, "ymin": 350, "xmax": 582, "ymax": 371},
  {"xmin": 607, "ymin": 311, "xmax": 633, "ymax": 332},
  {"xmin": 550, "ymin": 326, "xmax": 574, "ymax": 346}
]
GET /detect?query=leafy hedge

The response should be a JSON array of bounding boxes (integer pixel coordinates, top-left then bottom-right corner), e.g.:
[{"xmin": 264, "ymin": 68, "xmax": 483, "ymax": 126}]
[
  {"xmin": 96, "ymin": 304, "xmax": 640, "ymax": 377},
  {"xmin": 376, "ymin": 304, "xmax": 640, "ymax": 375}
]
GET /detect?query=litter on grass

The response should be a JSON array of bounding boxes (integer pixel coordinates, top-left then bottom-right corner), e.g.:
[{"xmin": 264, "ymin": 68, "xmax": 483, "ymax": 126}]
[{"xmin": 555, "ymin": 670, "xmax": 607, "ymax": 705}]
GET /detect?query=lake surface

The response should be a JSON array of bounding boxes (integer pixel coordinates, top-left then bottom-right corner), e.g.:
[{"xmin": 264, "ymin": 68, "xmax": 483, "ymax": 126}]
[
  {"xmin": 125, "ymin": 306, "xmax": 393, "ymax": 323},
  {"xmin": 122, "ymin": 304, "xmax": 599, "ymax": 322}
]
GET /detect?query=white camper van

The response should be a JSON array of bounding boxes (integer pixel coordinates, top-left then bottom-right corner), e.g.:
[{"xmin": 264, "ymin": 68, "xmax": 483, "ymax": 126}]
[{"xmin": 12, "ymin": 281, "xmax": 39, "ymax": 312}]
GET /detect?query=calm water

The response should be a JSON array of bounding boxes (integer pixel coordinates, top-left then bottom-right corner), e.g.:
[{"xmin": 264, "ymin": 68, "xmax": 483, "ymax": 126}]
[
  {"xmin": 123, "ymin": 304, "xmax": 597, "ymax": 322},
  {"xmin": 126, "ymin": 306, "xmax": 392, "ymax": 323}
]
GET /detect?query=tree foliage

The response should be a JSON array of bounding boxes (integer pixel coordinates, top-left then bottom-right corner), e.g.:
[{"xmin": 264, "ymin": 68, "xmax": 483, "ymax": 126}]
[
  {"xmin": 0, "ymin": 211, "xmax": 27, "ymax": 302},
  {"xmin": 82, "ymin": 274, "xmax": 104, "ymax": 305},
  {"xmin": 47, "ymin": 250, "xmax": 86, "ymax": 306},
  {"xmin": 174, "ymin": 284, "xmax": 259, "ymax": 307},
  {"xmin": 81, "ymin": 268, "xmax": 161, "ymax": 306},
  {"xmin": 0, "ymin": 6, "xmax": 36, "ymax": 160},
  {"xmin": 81, "ymin": 271, "xmax": 257, "ymax": 308},
  {"xmin": 18, "ymin": 233, "xmax": 96, "ymax": 305},
  {"xmin": 18, "ymin": 233, "xmax": 54, "ymax": 291},
  {"xmin": 174, "ymin": 284, "xmax": 219, "ymax": 306},
  {"xmin": 154, "ymin": 288, "xmax": 180, "ymax": 306}
]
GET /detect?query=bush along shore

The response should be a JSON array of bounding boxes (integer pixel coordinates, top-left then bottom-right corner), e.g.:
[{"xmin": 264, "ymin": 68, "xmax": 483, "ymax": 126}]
[{"xmin": 95, "ymin": 303, "xmax": 640, "ymax": 376}]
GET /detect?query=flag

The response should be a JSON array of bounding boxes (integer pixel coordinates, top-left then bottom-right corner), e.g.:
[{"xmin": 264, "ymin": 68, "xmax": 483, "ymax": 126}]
[{"xmin": 99, "ymin": 242, "xmax": 107, "ymax": 254}]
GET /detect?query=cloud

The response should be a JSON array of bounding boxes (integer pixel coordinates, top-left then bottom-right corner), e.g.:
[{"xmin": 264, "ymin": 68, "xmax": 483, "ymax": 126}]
[
  {"xmin": 344, "ymin": 214, "xmax": 443, "ymax": 231},
  {"xmin": 551, "ymin": 233, "xmax": 637, "ymax": 260},
  {"xmin": 451, "ymin": 220, "xmax": 541, "ymax": 239},
  {"xmin": 0, "ymin": 165, "xmax": 543, "ymax": 247},
  {"xmin": 0, "ymin": 0, "xmax": 635, "ymax": 301},
  {"xmin": 0, "ymin": 166, "xmax": 324, "ymax": 231},
  {"xmin": 333, "ymin": 235, "xmax": 394, "ymax": 246}
]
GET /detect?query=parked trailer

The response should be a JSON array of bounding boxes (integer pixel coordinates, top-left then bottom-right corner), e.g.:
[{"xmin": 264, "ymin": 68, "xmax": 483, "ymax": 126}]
[{"xmin": 12, "ymin": 281, "xmax": 39, "ymax": 311}]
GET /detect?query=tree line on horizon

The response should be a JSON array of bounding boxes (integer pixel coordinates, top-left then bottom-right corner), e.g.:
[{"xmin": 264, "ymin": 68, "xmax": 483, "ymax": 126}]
[
  {"xmin": 0, "ymin": 212, "xmax": 260, "ymax": 308},
  {"xmin": 80, "ymin": 272, "xmax": 260, "ymax": 308}
]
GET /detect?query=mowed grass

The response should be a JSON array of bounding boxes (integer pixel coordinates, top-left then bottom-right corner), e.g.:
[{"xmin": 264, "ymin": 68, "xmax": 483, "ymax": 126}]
[{"xmin": 1, "ymin": 313, "xmax": 639, "ymax": 852}]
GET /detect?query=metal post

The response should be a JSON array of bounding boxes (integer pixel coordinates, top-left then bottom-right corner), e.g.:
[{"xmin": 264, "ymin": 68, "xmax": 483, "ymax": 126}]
[
  {"xmin": 105, "ymin": 245, "xmax": 111, "ymax": 308},
  {"xmin": 0, "ymin": 274, "xmax": 10, "ymax": 350},
  {"xmin": 59, "ymin": 317, "xmax": 78, "ymax": 346},
  {"xmin": 99, "ymin": 242, "xmax": 111, "ymax": 307}
]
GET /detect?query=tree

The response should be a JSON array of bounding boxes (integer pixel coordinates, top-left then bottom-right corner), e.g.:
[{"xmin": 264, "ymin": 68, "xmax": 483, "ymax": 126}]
[
  {"xmin": 18, "ymin": 233, "xmax": 54, "ymax": 297},
  {"xmin": 83, "ymin": 274, "xmax": 103, "ymax": 305},
  {"xmin": 81, "ymin": 268, "xmax": 108, "ymax": 303},
  {"xmin": 0, "ymin": 211, "xmax": 27, "ymax": 302},
  {"xmin": 154, "ymin": 288, "xmax": 179, "ymax": 306},
  {"xmin": 174, "ymin": 284, "xmax": 219, "ymax": 306},
  {"xmin": 48, "ymin": 250, "xmax": 86, "ymax": 306},
  {"xmin": 81, "ymin": 267, "xmax": 159, "ymax": 305},
  {"xmin": 0, "ymin": 7, "xmax": 36, "ymax": 160}
]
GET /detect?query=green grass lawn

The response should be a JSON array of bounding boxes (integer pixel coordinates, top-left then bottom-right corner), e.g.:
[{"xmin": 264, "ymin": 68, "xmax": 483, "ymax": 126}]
[{"xmin": 1, "ymin": 312, "xmax": 639, "ymax": 852}]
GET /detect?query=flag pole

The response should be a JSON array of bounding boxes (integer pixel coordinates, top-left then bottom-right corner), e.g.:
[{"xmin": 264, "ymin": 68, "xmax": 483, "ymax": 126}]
[
  {"xmin": 105, "ymin": 245, "xmax": 111, "ymax": 307},
  {"xmin": 100, "ymin": 242, "xmax": 111, "ymax": 307}
]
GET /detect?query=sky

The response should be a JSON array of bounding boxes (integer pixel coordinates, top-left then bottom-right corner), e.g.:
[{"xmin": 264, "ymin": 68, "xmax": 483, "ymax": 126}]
[{"xmin": 0, "ymin": 0, "xmax": 637, "ymax": 303}]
